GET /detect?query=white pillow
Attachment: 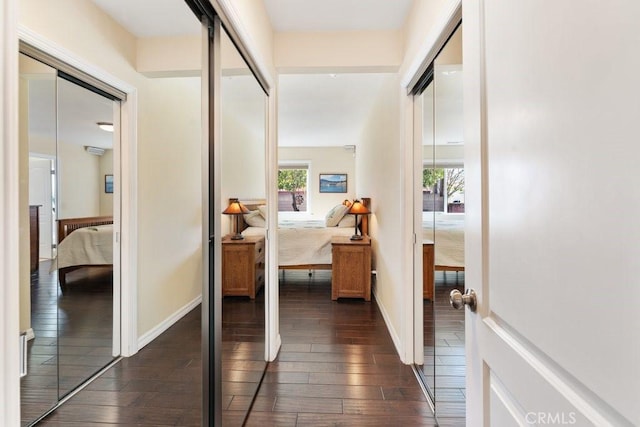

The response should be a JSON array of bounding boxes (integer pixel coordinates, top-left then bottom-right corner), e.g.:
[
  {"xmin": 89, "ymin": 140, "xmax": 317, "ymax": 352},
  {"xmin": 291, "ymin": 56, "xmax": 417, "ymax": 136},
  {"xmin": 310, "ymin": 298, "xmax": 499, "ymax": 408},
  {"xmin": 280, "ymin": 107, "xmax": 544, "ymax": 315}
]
[
  {"xmin": 244, "ymin": 210, "xmax": 266, "ymax": 228},
  {"xmin": 258, "ymin": 205, "xmax": 268, "ymax": 220},
  {"xmin": 325, "ymin": 204, "xmax": 349, "ymax": 227},
  {"xmin": 337, "ymin": 214, "xmax": 355, "ymax": 228}
]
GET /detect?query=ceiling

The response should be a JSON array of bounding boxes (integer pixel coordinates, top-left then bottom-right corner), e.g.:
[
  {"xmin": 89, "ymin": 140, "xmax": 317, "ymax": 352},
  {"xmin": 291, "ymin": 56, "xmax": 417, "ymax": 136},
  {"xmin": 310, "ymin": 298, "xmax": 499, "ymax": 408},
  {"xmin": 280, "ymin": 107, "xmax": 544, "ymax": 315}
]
[
  {"xmin": 89, "ymin": 0, "xmax": 413, "ymax": 36},
  {"xmin": 263, "ymin": 0, "xmax": 413, "ymax": 32},
  {"xmin": 85, "ymin": 0, "xmax": 415, "ymax": 149},
  {"xmin": 36, "ymin": 1, "xmax": 418, "ymax": 150},
  {"xmin": 278, "ymin": 73, "xmax": 393, "ymax": 147}
]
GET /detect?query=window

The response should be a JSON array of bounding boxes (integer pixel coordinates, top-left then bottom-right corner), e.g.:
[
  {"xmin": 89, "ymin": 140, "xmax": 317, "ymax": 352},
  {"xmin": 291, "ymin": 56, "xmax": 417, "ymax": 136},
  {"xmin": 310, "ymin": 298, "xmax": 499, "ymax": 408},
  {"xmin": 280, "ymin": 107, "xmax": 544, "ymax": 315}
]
[
  {"xmin": 422, "ymin": 167, "xmax": 465, "ymax": 212},
  {"xmin": 278, "ymin": 164, "xmax": 308, "ymax": 212}
]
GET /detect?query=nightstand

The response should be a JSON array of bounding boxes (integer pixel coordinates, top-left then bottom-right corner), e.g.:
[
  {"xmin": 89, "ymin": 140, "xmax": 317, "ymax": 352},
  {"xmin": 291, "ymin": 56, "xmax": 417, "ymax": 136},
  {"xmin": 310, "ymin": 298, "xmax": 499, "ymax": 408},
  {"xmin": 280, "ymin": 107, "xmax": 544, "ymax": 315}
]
[
  {"xmin": 221, "ymin": 234, "xmax": 265, "ymax": 299},
  {"xmin": 331, "ymin": 236, "xmax": 371, "ymax": 301}
]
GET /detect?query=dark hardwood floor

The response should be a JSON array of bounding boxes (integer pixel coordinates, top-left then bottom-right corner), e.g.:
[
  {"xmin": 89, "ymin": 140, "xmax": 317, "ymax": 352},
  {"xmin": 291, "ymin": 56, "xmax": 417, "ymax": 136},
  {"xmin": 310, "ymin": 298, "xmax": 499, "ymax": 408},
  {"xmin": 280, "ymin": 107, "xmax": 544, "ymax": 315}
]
[
  {"xmin": 38, "ymin": 270, "xmax": 447, "ymax": 426},
  {"xmin": 22, "ymin": 260, "xmax": 116, "ymax": 426},
  {"xmin": 429, "ymin": 272, "xmax": 465, "ymax": 425},
  {"xmin": 245, "ymin": 270, "xmax": 437, "ymax": 426}
]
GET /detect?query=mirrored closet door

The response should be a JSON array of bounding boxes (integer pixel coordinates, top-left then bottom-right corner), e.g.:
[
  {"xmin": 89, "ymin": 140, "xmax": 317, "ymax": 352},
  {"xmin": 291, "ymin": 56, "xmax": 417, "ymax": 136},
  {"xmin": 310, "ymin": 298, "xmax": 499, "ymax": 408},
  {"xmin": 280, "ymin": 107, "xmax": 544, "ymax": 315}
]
[
  {"xmin": 19, "ymin": 50, "xmax": 121, "ymax": 426},
  {"xmin": 219, "ymin": 25, "xmax": 268, "ymax": 426},
  {"xmin": 413, "ymin": 24, "xmax": 465, "ymax": 422}
]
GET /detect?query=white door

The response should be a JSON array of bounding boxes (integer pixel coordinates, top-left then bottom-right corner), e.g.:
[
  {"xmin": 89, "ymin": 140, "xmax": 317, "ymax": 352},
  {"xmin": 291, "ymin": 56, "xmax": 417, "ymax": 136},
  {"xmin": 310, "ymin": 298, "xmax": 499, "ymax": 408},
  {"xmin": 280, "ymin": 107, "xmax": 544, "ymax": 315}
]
[
  {"xmin": 463, "ymin": 1, "xmax": 639, "ymax": 425},
  {"xmin": 28, "ymin": 157, "xmax": 53, "ymax": 259}
]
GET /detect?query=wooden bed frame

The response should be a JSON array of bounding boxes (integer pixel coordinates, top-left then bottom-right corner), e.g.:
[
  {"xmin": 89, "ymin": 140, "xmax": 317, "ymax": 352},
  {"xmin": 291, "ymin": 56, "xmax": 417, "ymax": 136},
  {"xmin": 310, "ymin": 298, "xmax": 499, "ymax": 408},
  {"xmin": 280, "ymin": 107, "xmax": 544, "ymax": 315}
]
[
  {"xmin": 423, "ymin": 242, "xmax": 465, "ymax": 300},
  {"xmin": 234, "ymin": 198, "xmax": 370, "ymax": 271},
  {"xmin": 57, "ymin": 216, "xmax": 113, "ymax": 290}
]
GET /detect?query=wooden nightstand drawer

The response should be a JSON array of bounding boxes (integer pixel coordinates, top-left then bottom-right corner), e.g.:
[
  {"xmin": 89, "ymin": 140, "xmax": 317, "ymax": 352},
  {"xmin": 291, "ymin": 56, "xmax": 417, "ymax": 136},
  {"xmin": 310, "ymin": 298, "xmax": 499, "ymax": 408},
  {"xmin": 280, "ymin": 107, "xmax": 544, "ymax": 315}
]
[
  {"xmin": 331, "ymin": 236, "xmax": 371, "ymax": 301},
  {"xmin": 222, "ymin": 234, "xmax": 265, "ymax": 299},
  {"xmin": 254, "ymin": 238, "xmax": 265, "ymax": 258}
]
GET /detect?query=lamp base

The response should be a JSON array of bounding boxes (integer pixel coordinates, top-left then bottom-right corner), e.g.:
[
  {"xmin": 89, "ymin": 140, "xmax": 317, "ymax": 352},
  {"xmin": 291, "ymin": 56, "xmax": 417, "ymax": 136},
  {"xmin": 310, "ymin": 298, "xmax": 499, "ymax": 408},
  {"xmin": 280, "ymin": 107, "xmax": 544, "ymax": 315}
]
[
  {"xmin": 350, "ymin": 234, "xmax": 364, "ymax": 241},
  {"xmin": 230, "ymin": 233, "xmax": 244, "ymax": 240}
]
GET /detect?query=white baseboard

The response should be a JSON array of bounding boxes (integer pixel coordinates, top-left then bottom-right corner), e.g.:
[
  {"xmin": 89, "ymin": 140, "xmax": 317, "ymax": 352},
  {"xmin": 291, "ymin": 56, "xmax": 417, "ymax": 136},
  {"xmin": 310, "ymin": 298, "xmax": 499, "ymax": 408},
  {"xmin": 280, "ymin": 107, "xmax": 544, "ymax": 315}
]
[
  {"xmin": 268, "ymin": 333, "xmax": 282, "ymax": 362},
  {"xmin": 372, "ymin": 286, "xmax": 403, "ymax": 362},
  {"xmin": 137, "ymin": 295, "xmax": 202, "ymax": 350},
  {"xmin": 24, "ymin": 328, "xmax": 35, "ymax": 341}
]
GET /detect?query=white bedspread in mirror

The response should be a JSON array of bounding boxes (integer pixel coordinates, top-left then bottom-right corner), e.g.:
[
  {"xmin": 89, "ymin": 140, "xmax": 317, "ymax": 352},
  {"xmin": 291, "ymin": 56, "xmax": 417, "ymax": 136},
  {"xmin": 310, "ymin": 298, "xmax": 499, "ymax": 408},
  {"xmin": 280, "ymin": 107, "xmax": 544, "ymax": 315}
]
[
  {"xmin": 422, "ymin": 213, "xmax": 464, "ymax": 268},
  {"xmin": 51, "ymin": 224, "xmax": 113, "ymax": 271}
]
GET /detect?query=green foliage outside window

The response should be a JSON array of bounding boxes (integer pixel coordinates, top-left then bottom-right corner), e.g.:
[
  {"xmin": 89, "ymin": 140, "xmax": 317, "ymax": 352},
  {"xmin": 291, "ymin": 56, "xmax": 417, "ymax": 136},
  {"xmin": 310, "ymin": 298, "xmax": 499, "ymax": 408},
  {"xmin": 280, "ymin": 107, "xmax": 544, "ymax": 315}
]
[{"xmin": 278, "ymin": 169, "xmax": 307, "ymax": 211}]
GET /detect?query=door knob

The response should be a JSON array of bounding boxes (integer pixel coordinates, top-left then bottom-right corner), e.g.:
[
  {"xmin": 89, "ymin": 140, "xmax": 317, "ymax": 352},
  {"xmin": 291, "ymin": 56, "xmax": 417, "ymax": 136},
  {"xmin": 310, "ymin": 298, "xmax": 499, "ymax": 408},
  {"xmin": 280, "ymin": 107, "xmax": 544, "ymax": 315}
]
[{"xmin": 450, "ymin": 289, "xmax": 477, "ymax": 312}]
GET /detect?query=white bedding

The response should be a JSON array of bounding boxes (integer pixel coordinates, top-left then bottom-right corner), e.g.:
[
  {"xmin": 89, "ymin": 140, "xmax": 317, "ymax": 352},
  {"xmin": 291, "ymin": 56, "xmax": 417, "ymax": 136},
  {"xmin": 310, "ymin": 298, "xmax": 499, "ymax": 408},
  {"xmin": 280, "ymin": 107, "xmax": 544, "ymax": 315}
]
[
  {"xmin": 242, "ymin": 219, "xmax": 353, "ymax": 266},
  {"xmin": 423, "ymin": 213, "xmax": 464, "ymax": 268},
  {"xmin": 51, "ymin": 224, "xmax": 114, "ymax": 271}
]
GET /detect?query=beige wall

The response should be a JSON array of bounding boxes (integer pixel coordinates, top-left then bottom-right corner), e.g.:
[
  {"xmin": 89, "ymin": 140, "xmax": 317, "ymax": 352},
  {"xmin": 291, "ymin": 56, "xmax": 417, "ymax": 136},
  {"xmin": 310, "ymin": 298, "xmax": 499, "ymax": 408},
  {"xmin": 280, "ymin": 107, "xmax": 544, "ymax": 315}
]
[
  {"xmin": 275, "ymin": 31, "xmax": 403, "ymax": 72},
  {"xmin": 137, "ymin": 76, "xmax": 202, "ymax": 334},
  {"xmin": 99, "ymin": 149, "xmax": 114, "ymax": 216},
  {"xmin": 19, "ymin": 0, "xmax": 203, "ymax": 341},
  {"xmin": 279, "ymin": 146, "xmax": 356, "ymax": 217},
  {"xmin": 58, "ymin": 141, "xmax": 101, "ymax": 218},
  {"xmin": 401, "ymin": 0, "xmax": 451, "ymax": 77},
  {"xmin": 356, "ymin": 74, "xmax": 403, "ymax": 343}
]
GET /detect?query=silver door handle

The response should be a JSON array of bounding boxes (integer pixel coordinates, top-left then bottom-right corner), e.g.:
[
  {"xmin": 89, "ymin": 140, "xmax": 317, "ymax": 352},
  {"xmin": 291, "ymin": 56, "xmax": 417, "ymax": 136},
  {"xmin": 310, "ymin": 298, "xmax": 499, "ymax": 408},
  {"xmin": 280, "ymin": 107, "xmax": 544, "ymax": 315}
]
[{"xmin": 450, "ymin": 289, "xmax": 477, "ymax": 312}]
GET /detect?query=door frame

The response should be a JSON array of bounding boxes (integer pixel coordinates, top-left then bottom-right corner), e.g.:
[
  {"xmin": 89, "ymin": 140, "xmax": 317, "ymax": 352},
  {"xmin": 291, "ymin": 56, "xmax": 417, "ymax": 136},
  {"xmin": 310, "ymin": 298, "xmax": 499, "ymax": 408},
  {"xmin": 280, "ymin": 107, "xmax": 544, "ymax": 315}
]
[
  {"xmin": 1, "ymin": 1, "xmax": 21, "ymax": 425},
  {"xmin": 401, "ymin": 0, "xmax": 462, "ymax": 367},
  {"xmin": 17, "ymin": 25, "xmax": 139, "ymax": 357},
  {"xmin": 0, "ymin": 5, "xmax": 140, "ymax": 423}
]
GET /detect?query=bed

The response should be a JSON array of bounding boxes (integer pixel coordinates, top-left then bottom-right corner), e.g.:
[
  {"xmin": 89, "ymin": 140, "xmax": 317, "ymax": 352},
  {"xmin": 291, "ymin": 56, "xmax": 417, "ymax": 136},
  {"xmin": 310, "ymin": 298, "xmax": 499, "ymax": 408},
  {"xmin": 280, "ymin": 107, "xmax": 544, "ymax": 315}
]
[
  {"xmin": 422, "ymin": 212, "xmax": 464, "ymax": 299},
  {"xmin": 234, "ymin": 198, "xmax": 370, "ymax": 270},
  {"xmin": 52, "ymin": 216, "xmax": 114, "ymax": 290}
]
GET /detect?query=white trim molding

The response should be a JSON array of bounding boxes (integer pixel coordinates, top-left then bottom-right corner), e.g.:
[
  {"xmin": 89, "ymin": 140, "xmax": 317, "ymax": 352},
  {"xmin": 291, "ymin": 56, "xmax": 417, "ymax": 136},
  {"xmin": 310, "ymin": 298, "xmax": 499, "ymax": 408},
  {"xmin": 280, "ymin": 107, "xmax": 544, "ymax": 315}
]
[
  {"xmin": 138, "ymin": 295, "xmax": 202, "ymax": 350},
  {"xmin": 372, "ymin": 286, "xmax": 404, "ymax": 363},
  {"xmin": 16, "ymin": 26, "xmax": 140, "ymax": 357},
  {"xmin": 1, "ymin": 0, "xmax": 22, "ymax": 425}
]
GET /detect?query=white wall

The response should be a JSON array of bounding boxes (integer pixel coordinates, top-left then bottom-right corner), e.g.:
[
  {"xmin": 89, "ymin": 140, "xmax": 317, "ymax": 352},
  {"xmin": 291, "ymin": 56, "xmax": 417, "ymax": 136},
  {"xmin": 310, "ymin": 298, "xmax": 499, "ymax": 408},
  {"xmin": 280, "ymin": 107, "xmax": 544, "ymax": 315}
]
[
  {"xmin": 19, "ymin": 0, "xmax": 203, "ymax": 342},
  {"xmin": 401, "ymin": 0, "xmax": 452, "ymax": 77},
  {"xmin": 356, "ymin": 74, "xmax": 404, "ymax": 349},
  {"xmin": 137, "ymin": 76, "xmax": 202, "ymax": 335},
  {"xmin": 58, "ymin": 141, "xmax": 100, "ymax": 218},
  {"xmin": 279, "ymin": 146, "xmax": 356, "ymax": 217},
  {"xmin": 221, "ymin": 95, "xmax": 266, "ymax": 235}
]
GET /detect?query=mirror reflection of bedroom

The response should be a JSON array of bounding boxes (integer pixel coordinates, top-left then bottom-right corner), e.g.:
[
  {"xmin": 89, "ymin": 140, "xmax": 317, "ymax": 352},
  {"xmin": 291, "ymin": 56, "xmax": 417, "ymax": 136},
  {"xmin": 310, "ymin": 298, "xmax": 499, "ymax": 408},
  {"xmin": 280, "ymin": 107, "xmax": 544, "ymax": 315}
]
[
  {"xmin": 416, "ymin": 25, "xmax": 465, "ymax": 421},
  {"xmin": 19, "ymin": 51, "xmax": 119, "ymax": 424},
  {"xmin": 219, "ymin": 27, "xmax": 268, "ymax": 425}
]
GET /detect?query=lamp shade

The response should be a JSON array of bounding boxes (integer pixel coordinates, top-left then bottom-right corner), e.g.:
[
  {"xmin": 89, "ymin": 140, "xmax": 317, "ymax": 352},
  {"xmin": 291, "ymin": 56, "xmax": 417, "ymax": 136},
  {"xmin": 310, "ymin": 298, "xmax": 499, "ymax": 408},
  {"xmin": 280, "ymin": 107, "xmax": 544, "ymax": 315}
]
[
  {"xmin": 347, "ymin": 200, "xmax": 370, "ymax": 215},
  {"xmin": 223, "ymin": 199, "xmax": 249, "ymax": 215}
]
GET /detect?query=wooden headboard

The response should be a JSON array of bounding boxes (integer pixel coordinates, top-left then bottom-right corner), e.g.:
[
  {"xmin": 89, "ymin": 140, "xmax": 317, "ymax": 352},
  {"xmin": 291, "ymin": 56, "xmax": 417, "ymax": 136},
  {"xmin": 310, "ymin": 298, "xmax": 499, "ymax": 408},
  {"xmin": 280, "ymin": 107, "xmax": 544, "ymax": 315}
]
[
  {"xmin": 232, "ymin": 197, "xmax": 371, "ymax": 235},
  {"xmin": 57, "ymin": 216, "xmax": 114, "ymax": 243},
  {"xmin": 234, "ymin": 199, "xmax": 266, "ymax": 233}
]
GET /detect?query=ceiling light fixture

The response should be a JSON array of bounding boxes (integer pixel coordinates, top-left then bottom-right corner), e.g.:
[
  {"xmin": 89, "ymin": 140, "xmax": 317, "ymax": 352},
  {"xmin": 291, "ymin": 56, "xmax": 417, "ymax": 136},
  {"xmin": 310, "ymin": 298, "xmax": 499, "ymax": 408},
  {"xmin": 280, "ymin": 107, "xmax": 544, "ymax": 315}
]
[{"xmin": 97, "ymin": 122, "xmax": 114, "ymax": 132}]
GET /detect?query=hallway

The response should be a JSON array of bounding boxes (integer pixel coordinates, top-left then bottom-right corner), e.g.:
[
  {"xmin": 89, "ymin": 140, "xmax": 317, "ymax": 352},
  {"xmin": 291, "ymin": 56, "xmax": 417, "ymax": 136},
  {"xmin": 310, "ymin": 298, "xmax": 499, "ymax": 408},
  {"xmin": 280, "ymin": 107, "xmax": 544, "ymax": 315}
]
[{"xmin": 39, "ymin": 271, "xmax": 438, "ymax": 426}]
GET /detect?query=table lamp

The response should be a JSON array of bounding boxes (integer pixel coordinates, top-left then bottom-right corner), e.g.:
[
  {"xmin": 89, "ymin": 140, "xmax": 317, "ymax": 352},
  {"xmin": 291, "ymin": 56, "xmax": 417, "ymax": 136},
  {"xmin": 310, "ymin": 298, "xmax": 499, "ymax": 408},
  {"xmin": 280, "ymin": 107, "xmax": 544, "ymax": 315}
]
[
  {"xmin": 347, "ymin": 199, "xmax": 370, "ymax": 240},
  {"xmin": 223, "ymin": 198, "xmax": 249, "ymax": 240}
]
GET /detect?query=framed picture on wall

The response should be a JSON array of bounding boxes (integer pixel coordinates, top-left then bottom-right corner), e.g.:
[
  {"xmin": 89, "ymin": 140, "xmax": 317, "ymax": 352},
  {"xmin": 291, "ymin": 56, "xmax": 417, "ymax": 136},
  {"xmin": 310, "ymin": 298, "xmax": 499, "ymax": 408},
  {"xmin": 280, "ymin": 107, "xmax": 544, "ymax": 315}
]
[
  {"xmin": 319, "ymin": 173, "xmax": 347, "ymax": 193},
  {"xmin": 105, "ymin": 174, "xmax": 114, "ymax": 193}
]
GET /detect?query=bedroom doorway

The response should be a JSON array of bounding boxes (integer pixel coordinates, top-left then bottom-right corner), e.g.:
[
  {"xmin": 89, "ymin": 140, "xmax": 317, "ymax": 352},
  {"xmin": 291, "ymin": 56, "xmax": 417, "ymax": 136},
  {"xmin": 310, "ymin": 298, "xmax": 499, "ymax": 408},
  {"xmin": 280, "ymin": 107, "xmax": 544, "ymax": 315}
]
[
  {"xmin": 19, "ymin": 49, "xmax": 122, "ymax": 426},
  {"xmin": 411, "ymin": 23, "xmax": 465, "ymax": 423}
]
